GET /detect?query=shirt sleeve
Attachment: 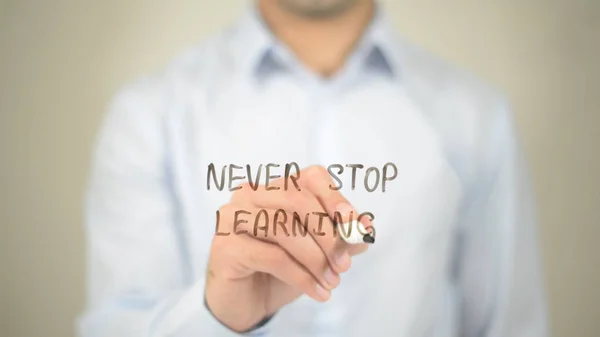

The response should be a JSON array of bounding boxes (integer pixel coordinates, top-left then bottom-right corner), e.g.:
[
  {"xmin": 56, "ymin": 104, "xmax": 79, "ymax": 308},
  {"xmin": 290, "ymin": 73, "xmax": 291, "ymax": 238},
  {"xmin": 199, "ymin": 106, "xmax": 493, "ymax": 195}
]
[
  {"xmin": 456, "ymin": 104, "xmax": 549, "ymax": 337},
  {"xmin": 77, "ymin": 78, "xmax": 272, "ymax": 337}
]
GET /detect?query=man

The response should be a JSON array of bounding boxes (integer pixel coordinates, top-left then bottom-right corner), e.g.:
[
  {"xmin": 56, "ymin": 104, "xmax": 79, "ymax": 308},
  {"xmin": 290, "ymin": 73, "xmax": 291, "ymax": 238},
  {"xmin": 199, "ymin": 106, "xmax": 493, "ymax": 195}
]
[{"xmin": 79, "ymin": 0, "xmax": 548, "ymax": 336}]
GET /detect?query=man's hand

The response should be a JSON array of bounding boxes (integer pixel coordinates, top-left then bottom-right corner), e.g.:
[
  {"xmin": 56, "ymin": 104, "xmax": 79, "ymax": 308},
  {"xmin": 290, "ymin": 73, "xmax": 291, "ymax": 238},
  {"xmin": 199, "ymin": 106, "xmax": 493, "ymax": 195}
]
[{"xmin": 204, "ymin": 165, "xmax": 372, "ymax": 332}]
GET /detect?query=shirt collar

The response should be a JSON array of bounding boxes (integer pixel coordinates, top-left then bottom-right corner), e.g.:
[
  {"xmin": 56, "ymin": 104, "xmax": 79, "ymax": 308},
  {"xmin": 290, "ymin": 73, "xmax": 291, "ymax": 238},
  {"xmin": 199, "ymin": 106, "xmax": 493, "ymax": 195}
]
[{"xmin": 230, "ymin": 3, "xmax": 400, "ymax": 81}]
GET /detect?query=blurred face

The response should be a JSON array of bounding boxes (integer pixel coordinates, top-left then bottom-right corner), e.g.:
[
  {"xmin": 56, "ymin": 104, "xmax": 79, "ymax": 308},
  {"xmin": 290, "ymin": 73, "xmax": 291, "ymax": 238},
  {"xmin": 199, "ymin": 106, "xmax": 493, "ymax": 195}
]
[{"xmin": 277, "ymin": 0, "xmax": 359, "ymax": 18}]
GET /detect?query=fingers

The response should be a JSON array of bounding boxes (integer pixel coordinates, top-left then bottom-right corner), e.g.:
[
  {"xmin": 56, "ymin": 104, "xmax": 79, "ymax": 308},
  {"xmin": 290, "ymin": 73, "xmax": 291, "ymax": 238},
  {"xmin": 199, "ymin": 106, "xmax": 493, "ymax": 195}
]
[
  {"xmin": 300, "ymin": 166, "xmax": 374, "ymax": 232},
  {"xmin": 231, "ymin": 187, "xmax": 352, "ymax": 273},
  {"xmin": 230, "ymin": 165, "xmax": 373, "ymax": 259},
  {"xmin": 236, "ymin": 235, "xmax": 332, "ymax": 302},
  {"xmin": 300, "ymin": 166, "xmax": 374, "ymax": 250},
  {"xmin": 231, "ymin": 166, "xmax": 373, "ymax": 230},
  {"xmin": 218, "ymin": 204, "xmax": 341, "ymax": 290}
]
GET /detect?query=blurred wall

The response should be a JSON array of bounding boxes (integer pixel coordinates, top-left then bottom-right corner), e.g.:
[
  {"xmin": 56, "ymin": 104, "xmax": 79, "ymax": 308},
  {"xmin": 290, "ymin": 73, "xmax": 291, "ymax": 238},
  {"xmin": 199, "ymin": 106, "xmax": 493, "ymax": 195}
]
[{"xmin": 1, "ymin": 1, "xmax": 598, "ymax": 336}]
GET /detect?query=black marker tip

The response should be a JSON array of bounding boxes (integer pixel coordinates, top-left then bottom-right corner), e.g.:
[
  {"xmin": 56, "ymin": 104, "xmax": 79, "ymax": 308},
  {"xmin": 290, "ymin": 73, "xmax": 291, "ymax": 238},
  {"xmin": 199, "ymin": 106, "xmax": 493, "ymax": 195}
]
[{"xmin": 362, "ymin": 234, "xmax": 375, "ymax": 244}]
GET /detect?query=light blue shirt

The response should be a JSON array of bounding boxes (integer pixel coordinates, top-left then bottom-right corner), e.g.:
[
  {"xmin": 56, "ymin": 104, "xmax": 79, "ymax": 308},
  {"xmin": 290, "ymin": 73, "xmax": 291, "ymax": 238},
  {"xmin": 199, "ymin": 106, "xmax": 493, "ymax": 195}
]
[{"xmin": 79, "ymin": 6, "xmax": 548, "ymax": 337}]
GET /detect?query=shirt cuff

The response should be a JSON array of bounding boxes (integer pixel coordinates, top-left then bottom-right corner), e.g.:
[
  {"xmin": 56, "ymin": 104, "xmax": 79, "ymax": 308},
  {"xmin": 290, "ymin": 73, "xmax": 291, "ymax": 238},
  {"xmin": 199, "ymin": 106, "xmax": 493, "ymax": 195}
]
[
  {"xmin": 150, "ymin": 277, "xmax": 274, "ymax": 336},
  {"xmin": 203, "ymin": 296, "xmax": 274, "ymax": 336}
]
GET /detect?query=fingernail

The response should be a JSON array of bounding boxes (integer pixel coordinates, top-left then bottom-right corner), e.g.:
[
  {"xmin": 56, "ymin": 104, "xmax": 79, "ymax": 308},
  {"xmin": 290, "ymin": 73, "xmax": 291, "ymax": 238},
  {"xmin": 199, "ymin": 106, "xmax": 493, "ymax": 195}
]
[
  {"xmin": 335, "ymin": 203, "xmax": 354, "ymax": 217},
  {"xmin": 335, "ymin": 250, "xmax": 351, "ymax": 271},
  {"xmin": 323, "ymin": 268, "xmax": 339, "ymax": 289},
  {"xmin": 316, "ymin": 284, "xmax": 331, "ymax": 301}
]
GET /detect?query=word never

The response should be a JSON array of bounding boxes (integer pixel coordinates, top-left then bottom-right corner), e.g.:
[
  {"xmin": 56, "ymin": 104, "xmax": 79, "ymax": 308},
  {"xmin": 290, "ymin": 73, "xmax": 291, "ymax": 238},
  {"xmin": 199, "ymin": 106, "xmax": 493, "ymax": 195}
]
[{"xmin": 207, "ymin": 162, "xmax": 398, "ymax": 192}]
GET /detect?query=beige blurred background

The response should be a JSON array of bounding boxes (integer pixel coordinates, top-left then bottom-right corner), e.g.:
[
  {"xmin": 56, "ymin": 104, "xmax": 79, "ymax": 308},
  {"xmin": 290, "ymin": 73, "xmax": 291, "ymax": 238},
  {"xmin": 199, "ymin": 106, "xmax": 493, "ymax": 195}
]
[{"xmin": 1, "ymin": 0, "xmax": 599, "ymax": 336}]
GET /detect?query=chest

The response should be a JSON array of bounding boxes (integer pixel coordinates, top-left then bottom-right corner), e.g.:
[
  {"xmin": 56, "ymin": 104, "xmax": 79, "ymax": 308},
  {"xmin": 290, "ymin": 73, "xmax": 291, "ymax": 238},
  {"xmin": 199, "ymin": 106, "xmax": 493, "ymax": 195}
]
[{"xmin": 173, "ymin": 81, "xmax": 464, "ymax": 335}]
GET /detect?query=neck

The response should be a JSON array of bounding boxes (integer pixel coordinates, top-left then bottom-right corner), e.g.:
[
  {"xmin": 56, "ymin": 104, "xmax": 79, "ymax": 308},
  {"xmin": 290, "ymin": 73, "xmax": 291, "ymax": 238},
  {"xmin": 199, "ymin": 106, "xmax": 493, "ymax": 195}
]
[{"xmin": 258, "ymin": 0, "xmax": 375, "ymax": 77}]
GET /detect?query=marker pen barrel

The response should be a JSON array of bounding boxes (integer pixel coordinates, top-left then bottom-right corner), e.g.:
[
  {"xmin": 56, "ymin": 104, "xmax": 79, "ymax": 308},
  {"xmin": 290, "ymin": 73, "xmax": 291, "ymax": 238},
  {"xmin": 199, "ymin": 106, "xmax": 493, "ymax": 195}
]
[{"xmin": 338, "ymin": 219, "xmax": 375, "ymax": 244}]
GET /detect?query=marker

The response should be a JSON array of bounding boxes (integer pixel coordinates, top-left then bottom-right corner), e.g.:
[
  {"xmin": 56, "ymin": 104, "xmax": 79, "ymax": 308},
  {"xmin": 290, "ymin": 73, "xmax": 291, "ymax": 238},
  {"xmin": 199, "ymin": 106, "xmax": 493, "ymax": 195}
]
[{"xmin": 338, "ymin": 219, "xmax": 375, "ymax": 244}]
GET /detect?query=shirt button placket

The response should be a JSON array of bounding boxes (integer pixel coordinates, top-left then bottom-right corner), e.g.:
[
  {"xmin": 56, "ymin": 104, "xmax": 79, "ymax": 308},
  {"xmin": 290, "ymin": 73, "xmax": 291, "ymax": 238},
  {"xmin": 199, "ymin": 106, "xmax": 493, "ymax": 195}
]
[{"xmin": 307, "ymin": 81, "xmax": 345, "ymax": 337}]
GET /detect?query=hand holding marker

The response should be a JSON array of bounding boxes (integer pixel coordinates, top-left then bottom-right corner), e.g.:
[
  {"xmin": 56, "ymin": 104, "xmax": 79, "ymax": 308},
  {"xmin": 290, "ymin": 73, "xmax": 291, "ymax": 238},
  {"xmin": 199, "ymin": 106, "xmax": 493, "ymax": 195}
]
[{"xmin": 205, "ymin": 165, "xmax": 376, "ymax": 333}]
